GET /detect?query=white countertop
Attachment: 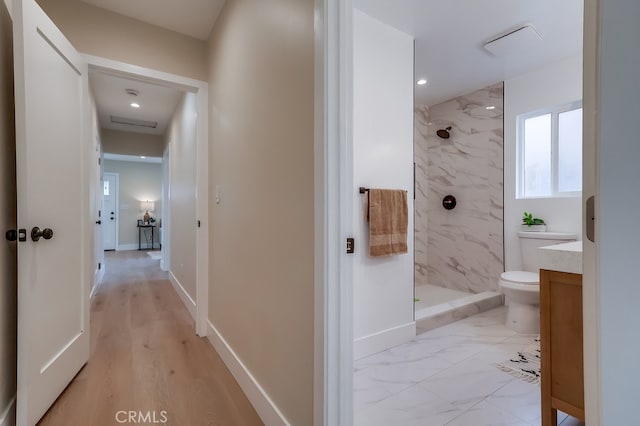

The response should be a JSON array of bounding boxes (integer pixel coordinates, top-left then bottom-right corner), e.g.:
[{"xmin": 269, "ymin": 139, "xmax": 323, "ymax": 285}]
[{"xmin": 538, "ymin": 241, "xmax": 583, "ymax": 274}]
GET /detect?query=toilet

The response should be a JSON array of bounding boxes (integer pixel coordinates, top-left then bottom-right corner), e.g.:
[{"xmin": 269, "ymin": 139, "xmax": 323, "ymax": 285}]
[{"xmin": 499, "ymin": 231, "xmax": 576, "ymax": 334}]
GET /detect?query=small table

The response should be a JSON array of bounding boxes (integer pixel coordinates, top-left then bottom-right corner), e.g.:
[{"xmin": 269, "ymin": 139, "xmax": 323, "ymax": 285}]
[{"xmin": 137, "ymin": 223, "xmax": 156, "ymax": 250}]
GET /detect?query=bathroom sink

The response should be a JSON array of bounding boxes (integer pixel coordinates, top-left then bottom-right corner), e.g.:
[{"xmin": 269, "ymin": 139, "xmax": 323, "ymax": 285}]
[{"xmin": 538, "ymin": 241, "xmax": 582, "ymax": 274}]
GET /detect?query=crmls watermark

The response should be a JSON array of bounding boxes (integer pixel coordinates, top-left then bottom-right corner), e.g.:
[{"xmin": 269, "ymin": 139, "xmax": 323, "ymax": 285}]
[{"xmin": 115, "ymin": 410, "xmax": 168, "ymax": 424}]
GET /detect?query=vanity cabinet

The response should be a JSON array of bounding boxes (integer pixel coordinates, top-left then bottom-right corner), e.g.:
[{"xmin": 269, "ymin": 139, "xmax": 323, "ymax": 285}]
[{"xmin": 540, "ymin": 269, "xmax": 584, "ymax": 425}]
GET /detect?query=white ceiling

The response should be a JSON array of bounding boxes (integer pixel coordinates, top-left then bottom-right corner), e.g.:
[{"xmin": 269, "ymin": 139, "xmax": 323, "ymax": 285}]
[
  {"xmin": 354, "ymin": 0, "xmax": 583, "ymax": 106},
  {"xmin": 89, "ymin": 71, "xmax": 184, "ymax": 136},
  {"xmin": 82, "ymin": 0, "xmax": 582, "ymax": 107},
  {"xmin": 80, "ymin": 0, "xmax": 226, "ymax": 40}
]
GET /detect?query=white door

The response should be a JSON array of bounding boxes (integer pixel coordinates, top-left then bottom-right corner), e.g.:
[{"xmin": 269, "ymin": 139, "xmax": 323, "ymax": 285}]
[
  {"xmin": 13, "ymin": 1, "xmax": 90, "ymax": 424},
  {"xmin": 102, "ymin": 172, "xmax": 118, "ymax": 251}
]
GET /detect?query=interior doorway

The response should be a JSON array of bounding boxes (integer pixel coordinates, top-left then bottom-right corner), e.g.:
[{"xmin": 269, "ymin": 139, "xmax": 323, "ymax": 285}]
[{"xmin": 86, "ymin": 54, "xmax": 209, "ymax": 336}]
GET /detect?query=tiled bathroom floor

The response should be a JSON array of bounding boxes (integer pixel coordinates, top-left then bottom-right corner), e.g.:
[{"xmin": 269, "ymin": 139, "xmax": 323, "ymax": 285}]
[{"xmin": 354, "ymin": 307, "xmax": 585, "ymax": 426}]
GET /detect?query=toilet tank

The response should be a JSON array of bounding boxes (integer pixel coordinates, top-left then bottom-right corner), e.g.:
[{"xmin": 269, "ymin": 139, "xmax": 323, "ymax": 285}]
[{"xmin": 519, "ymin": 231, "xmax": 577, "ymax": 272}]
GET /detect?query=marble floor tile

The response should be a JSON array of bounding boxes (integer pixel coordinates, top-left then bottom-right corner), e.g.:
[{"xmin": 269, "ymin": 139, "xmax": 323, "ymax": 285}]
[
  {"xmin": 444, "ymin": 400, "xmax": 531, "ymax": 426},
  {"xmin": 483, "ymin": 379, "xmax": 542, "ymax": 423},
  {"xmin": 354, "ymin": 307, "xmax": 550, "ymax": 425},
  {"xmin": 355, "ymin": 384, "xmax": 464, "ymax": 426},
  {"xmin": 528, "ymin": 412, "xmax": 571, "ymax": 426},
  {"xmin": 558, "ymin": 416, "xmax": 585, "ymax": 426},
  {"xmin": 353, "ymin": 370, "xmax": 414, "ymax": 413},
  {"xmin": 417, "ymin": 357, "xmax": 515, "ymax": 410},
  {"xmin": 353, "ymin": 307, "xmax": 587, "ymax": 425},
  {"xmin": 431, "ymin": 339, "xmax": 497, "ymax": 365},
  {"xmin": 354, "ymin": 342, "xmax": 455, "ymax": 412}
]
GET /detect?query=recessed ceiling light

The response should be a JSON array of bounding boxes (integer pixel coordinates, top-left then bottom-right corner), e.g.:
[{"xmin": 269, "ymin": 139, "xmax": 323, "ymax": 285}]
[
  {"xmin": 416, "ymin": 79, "xmax": 428, "ymax": 86},
  {"xmin": 140, "ymin": 156, "xmax": 146, "ymax": 159},
  {"xmin": 486, "ymin": 106, "xmax": 496, "ymax": 110},
  {"xmin": 130, "ymin": 102, "xmax": 140, "ymax": 108}
]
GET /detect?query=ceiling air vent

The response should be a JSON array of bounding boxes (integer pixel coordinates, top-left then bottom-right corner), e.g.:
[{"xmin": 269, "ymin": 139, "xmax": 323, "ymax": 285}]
[
  {"xmin": 110, "ymin": 116, "xmax": 158, "ymax": 129},
  {"xmin": 483, "ymin": 24, "xmax": 542, "ymax": 57}
]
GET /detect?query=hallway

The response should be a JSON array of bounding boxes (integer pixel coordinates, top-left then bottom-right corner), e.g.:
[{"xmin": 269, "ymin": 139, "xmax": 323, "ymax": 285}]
[{"xmin": 38, "ymin": 251, "xmax": 262, "ymax": 426}]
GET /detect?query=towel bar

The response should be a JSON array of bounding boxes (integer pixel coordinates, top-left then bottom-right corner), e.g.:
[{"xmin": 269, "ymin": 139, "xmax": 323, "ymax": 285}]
[{"xmin": 359, "ymin": 187, "xmax": 369, "ymax": 194}]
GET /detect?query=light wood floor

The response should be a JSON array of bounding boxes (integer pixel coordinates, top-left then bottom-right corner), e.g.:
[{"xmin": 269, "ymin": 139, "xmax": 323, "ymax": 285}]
[{"xmin": 39, "ymin": 250, "xmax": 263, "ymax": 426}]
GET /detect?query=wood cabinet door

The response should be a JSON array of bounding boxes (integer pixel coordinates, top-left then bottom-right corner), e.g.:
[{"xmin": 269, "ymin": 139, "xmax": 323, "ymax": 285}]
[{"xmin": 540, "ymin": 269, "xmax": 584, "ymax": 424}]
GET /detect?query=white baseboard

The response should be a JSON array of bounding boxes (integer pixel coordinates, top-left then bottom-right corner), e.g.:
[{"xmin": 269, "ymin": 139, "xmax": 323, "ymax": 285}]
[
  {"xmin": 206, "ymin": 321, "xmax": 290, "ymax": 426},
  {"xmin": 116, "ymin": 243, "xmax": 160, "ymax": 251},
  {"xmin": 169, "ymin": 271, "xmax": 196, "ymax": 321},
  {"xmin": 97, "ymin": 264, "xmax": 105, "ymax": 285},
  {"xmin": 90, "ymin": 280, "xmax": 100, "ymax": 299},
  {"xmin": 0, "ymin": 396, "xmax": 15, "ymax": 426},
  {"xmin": 91, "ymin": 267, "xmax": 105, "ymax": 299},
  {"xmin": 353, "ymin": 321, "xmax": 416, "ymax": 360}
]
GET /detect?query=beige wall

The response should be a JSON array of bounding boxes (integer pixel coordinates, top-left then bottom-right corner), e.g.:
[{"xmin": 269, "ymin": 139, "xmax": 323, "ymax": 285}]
[
  {"xmin": 101, "ymin": 129, "xmax": 165, "ymax": 158},
  {"xmin": 166, "ymin": 93, "xmax": 197, "ymax": 299},
  {"xmin": 207, "ymin": 0, "xmax": 315, "ymax": 424},
  {"xmin": 0, "ymin": 0, "xmax": 16, "ymax": 419},
  {"xmin": 36, "ymin": 0, "xmax": 207, "ymax": 81},
  {"xmin": 2, "ymin": 0, "xmax": 10, "ymax": 18},
  {"xmin": 103, "ymin": 160, "xmax": 162, "ymax": 248}
]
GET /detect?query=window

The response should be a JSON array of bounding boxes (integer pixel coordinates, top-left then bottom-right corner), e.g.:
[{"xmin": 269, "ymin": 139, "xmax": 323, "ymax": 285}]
[{"xmin": 518, "ymin": 102, "xmax": 583, "ymax": 198}]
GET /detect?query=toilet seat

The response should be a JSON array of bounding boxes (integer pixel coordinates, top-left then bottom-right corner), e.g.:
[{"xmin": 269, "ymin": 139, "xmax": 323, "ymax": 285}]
[{"xmin": 500, "ymin": 271, "xmax": 538, "ymax": 285}]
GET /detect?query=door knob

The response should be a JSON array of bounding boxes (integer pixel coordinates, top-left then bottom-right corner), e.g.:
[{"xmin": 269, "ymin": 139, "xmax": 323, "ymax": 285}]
[
  {"xmin": 96, "ymin": 220, "xmax": 102, "ymax": 225},
  {"xmin": 31, "ymin": 227, "xmax": 54, "ymax": 242}
]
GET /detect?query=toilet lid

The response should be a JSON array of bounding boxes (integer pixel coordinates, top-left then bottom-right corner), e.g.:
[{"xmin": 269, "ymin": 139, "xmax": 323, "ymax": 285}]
[{"xmin": 501, "ymin": 271, "xmax": 539, "ymax": 285}]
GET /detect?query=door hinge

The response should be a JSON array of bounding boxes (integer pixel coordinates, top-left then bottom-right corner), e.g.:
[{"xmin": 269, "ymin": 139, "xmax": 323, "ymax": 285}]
[
  {"xmin": 586, "ymin": 195, "xmax": 595, "ymax": 242},
  {"xmin": 98, "ymin": 262, "xmax": 102, "ymax": 270},
  {"xmin": 346, "ymin": 237, "xmax": 355, "ymax": 254},
  {"xmin": 98, "ymin": 158, "xmax": 101, "ymax": 165},
  {"xmin": 197, "ymin": 220, "xmax": 201, "ymax": 228}
]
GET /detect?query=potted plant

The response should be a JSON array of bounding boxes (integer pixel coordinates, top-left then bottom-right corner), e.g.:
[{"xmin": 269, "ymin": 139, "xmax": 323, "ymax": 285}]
[{"xmin": 521, "ymin": 211, "xmax": 546, "ymax": 232}]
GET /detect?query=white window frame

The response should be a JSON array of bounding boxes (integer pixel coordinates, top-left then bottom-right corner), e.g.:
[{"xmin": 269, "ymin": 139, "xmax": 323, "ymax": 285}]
[{"xmin": 517, "ymin": 100, "xmax": 583, "ymax": 199}]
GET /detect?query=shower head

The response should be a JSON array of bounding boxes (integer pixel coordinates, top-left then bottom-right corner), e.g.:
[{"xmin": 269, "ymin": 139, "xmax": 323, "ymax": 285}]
[{"xmin": 436, "ymin": 126, "xmax": 452, "ymax": 139}]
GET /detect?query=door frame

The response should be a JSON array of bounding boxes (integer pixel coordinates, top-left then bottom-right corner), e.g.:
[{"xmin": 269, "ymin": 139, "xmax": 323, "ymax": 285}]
[
  {"xmin": 318, "ymin": 2, "xmax": 604, "ymax": 426},
  {"xmin": 93, "ymin": 135, "xmax": 105, "ymax": 289},
  {"xmin": 314, "ymin": 0, "xmax": 354, "ymax": 424},
  {"xmin": 581, "ymin": 0, "xmax": 601, "ymax": 424},
  {"xmin": 84, "ymin": 55, "xmax": 210, "ymax": 337},
  {"xmin": 161, "ymin": 143, "xmax": 171, "ymax": 273},
  {"xmin": 102, "ymin": 172, "xmax": 119, "ymax": 252}
]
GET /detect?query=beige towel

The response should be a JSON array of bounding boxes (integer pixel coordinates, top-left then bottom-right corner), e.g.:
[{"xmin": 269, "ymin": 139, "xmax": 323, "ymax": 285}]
[{"xmin": 367, "ymin": 189, "xmax": 408, "ymax": 257}]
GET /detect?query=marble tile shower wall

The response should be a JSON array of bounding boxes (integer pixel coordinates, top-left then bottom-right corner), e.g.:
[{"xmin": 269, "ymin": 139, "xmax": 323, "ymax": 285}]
[{"xmin": 415, "ymin": 83, "xmax": 504, "ymax": 293}]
